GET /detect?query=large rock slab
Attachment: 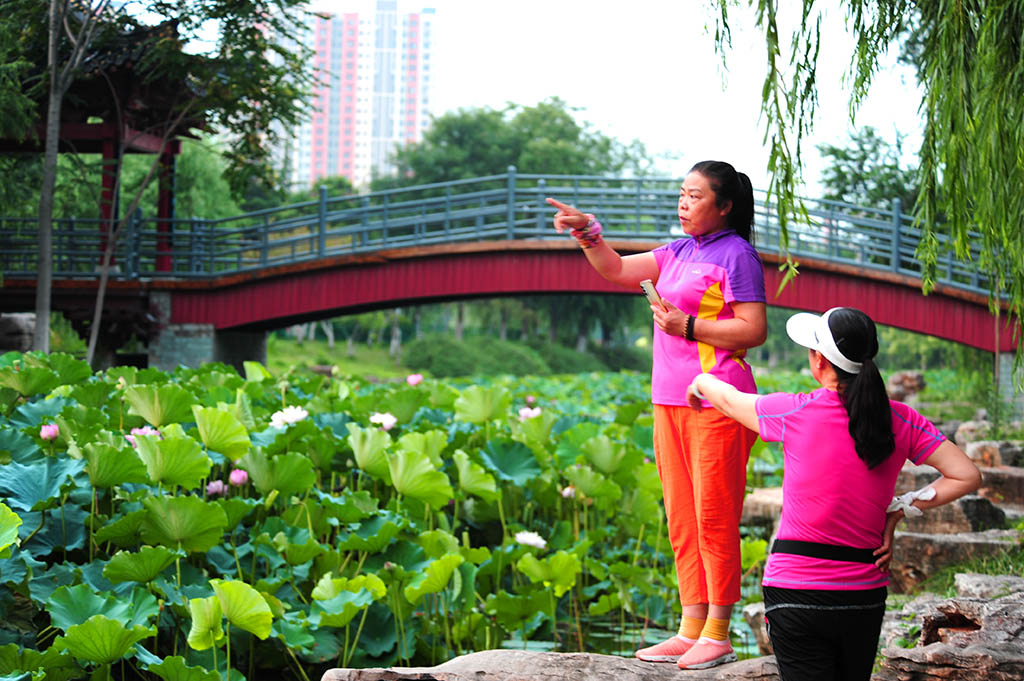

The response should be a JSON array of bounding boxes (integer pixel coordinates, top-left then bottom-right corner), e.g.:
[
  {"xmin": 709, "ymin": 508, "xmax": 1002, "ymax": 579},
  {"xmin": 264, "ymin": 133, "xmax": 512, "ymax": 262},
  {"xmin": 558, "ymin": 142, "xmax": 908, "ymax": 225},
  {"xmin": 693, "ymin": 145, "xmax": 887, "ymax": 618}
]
[
  {"xmin": 0, "ymin": 313, "xmax": 34, "ymax": 352},
  {"xmin": 889, "ymin": 529, "xmax": 1022, "ymax": 594},
  {"xmin": 978, "ymin": 465, "xmax": 1024, "ymax": 507},
  {"xmin": 741, "ymin": 487, "xmax": 782, "ymax": 532},
  {"xmin": 954, "ymin": 573, "xmax": 1024, "ymax": 599},
  {"xmin": 900, "ymin": 495, "xmax": 1006, "ymax": 534},
  {"xmin": 965, "ymin": 441, "xmax": 1024, "ymax": 468},
  {"xmin": 320, "ymin": 650, "xmax": 780, "ymax": 681},
  {"xmin": 874, "ymin": 593, "xmax": 1024, "ymax": 680}
]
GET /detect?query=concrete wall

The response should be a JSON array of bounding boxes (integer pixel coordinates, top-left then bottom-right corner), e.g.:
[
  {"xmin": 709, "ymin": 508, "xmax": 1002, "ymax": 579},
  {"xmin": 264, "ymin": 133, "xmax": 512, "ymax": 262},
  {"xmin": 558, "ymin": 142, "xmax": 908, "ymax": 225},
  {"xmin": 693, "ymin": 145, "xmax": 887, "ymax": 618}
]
[{"xmin": 148, "ymin": 292, "xmax": 266, "ymax": 373}]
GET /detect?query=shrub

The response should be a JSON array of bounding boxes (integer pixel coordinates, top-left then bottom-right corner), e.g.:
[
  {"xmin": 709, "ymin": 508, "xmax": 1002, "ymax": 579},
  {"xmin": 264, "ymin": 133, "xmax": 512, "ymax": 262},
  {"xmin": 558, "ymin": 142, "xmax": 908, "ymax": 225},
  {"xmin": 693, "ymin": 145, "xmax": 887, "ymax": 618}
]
[
  {"xmin": 589, "ymin": 342, "xmax": 652, "ymax": 373},
  {"xmin": 466, "ymin": 336, "xmax": 551, "ymax": 376},
  {"xmin": 404, "ymin": 334, "xmax": 486, "ymax": 377},
  {"xmin": 527, "ymin": 340, "xmax": 607, "ymax": 374}
]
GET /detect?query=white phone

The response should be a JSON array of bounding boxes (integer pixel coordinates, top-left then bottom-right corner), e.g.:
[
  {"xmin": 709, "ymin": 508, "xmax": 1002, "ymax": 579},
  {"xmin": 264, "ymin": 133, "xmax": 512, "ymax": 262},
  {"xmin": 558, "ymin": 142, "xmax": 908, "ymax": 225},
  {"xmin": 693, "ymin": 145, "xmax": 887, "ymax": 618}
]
[{"xmin": 640, "ymin": 279, "xmax": 667, "ymax": 311}]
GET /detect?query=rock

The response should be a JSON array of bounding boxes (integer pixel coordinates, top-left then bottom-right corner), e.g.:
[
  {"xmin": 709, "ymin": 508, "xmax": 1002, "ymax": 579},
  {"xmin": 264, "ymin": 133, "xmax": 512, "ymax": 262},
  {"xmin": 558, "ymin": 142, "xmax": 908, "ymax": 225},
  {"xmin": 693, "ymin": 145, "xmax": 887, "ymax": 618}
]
[
  {"xmin": 888, "ymin": 529, "xmax": 1022, "ymax": 594},
  {"xmin": 900, "ymin": 495, "xmax": 1006, "ymax": 534},
  {"xmin": 875, "ymin": 593, "xmax": 1024, "ymax": 680},
  {"xmin": 955, "ymin": 421, "xmax": 992, "ymax": 449},
  {"xmin": 319, "ymin": 650, "xmax": 780, "ymax": 681},
  {"xmin": 978, "ymin": 466, "xmax": 1024, "ymax": 507},
  {"xmin": 937, "ymin": 420, "xmax": 962, "ymax": 440},
  {"xmin": 880, "ymin": 593, "xmax": 948, "ymax": 651},
  {"xmin": 741, "ymin": 487, "xmax": 783, "ymax": 533},
  {"xmin": 742, "ymin": 601, "xmax": 772, "ymax": 656},
  {"xmin": 888, "ymin": 371, "xmax": 926, "ymax": 402},
  {"xmin": 895, "ymin": 462, "xmax": 941, "ymax": 495},
  {"xmin": 965, "ymin": 441, "xmax": 1005, "ymax": 467},
  {"xmin": 954, "ymin": 573, "xmax": 1024, "ymax": 599},
  {"xmin": 0, "ymin": 313, "xmax": 35, "ymax": 352}
]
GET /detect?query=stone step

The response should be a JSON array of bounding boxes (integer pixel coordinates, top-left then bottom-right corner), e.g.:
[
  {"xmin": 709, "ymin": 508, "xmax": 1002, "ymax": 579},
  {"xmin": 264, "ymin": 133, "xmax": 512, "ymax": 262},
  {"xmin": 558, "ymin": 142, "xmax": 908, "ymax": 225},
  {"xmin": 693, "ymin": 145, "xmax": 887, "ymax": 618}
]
[
  {"xmin": 897, "ymin": 462, "xmax": 1024, "ymax": 508},
  {"xmin": 889, "ymin": 529, "xmax": 1022, "ymax": 594},
  {"xmin": 900, "ymin": 495, "xmax": 1006, "ymax": 535}
]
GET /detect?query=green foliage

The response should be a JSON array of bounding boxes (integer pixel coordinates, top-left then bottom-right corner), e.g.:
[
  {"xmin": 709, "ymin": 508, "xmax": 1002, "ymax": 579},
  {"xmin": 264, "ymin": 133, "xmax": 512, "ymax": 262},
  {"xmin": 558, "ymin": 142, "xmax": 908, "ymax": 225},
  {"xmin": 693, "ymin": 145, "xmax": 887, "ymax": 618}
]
[
  {"xmin": 914, "ymin": 546, "xmax": 1024, "ymax": 597},
  {"xmin": 719, "ymin": 0, "xmax": 1024, "ymax": 372},
  {"xmin": 818, "ymin": 127, "xmax": 919, "ymax": 210}
]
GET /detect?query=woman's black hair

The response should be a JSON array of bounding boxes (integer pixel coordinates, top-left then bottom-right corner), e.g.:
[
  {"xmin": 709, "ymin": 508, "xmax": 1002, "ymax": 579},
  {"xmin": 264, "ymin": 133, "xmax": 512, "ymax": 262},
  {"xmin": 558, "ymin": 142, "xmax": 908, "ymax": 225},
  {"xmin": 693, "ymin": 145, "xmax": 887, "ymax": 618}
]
[
  {"xmin": 826, "ymin": 308, "xmax": 895, "ymax": 469},
  {"xmin": 688, "ymin": 160, "xmax": 756, "ymax": 244}
]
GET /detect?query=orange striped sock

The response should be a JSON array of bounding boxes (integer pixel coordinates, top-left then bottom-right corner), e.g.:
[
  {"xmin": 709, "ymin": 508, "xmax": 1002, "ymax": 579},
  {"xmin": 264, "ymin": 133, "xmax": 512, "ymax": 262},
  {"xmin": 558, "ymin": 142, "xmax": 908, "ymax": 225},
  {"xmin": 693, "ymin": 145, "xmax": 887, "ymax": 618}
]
[
  {"xmin": 700, "ymin": 616, "xmax": 730, "ymax": 642},
  {"xmin": 679, "ymin": 616, "xmax": 705, "ymax": 640}
]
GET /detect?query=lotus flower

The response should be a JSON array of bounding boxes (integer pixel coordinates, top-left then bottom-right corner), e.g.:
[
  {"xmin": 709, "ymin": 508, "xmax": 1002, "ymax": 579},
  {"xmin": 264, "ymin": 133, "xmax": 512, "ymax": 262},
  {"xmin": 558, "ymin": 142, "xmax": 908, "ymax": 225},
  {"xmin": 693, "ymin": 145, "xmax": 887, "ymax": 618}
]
[
  {"xmin": 525, "ymin": 395, "xmax": 536, "ymax": 405},
  {"xmin": 206, "ymin": 480, "xmax": 227, "ymax": 496},
  {"xmin": 270, "ymin": 405, "xmax": 308, "ymax": 428},
  {"xmin": 369, "ymin": 412, "xmax": 398, "ymax": 431},
  {"xmin": 514, "ymin": 530, "xmax": 547, "ymax": 549},
  {"xmin": 561, "ymin": 485, "xmax": 576, "ymax": 499},
  {"xmin": 125, "ymin": 425, "xmax": 160, "ymax": 448},
  {"xmin": 406, "ymin": 373, "xmax": 424, "ymax": 386},
  {"xmin": 518, "ymin": 406, "xmax": 541, "ymax": 422},
  {"xmin": 40, "ymin": 423, "xmax": 59, "ymax": 441},
  {"xmin": 229, "ymin": 469, "xmax": 249, "ymax": 486}
]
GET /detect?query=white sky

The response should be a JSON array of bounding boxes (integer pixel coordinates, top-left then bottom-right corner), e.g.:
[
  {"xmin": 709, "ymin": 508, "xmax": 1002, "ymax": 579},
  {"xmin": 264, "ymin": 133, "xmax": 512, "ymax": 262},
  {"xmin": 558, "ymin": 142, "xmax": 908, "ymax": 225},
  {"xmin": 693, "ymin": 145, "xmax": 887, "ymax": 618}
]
[{"xmin": 314, "ymin": 0, "xmax": 924, "ymax": 196}]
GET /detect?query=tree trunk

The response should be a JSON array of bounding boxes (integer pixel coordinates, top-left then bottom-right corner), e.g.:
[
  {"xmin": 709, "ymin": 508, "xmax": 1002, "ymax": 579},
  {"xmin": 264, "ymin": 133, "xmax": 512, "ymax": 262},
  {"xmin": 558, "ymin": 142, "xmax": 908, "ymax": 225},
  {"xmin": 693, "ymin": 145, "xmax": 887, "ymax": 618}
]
[
  {"xmin": 321, "ymin": 320, "xmax": 334, "ymax": 349},
  {"xmin": 455, "ymin": 302, "xmax": 464, "ymax": 342},
  {"xmin": 346, "ymin": 333, "xmax": 355, "ymax": 358},
  {"xmin": 389, "ymin": 308, "xmax": 402, "ymax": 364},
  {"xmin": 414, "ymin": 309, "xmax": 422, "ymax": 339},
  {"xmin": 499, "ymin": 306, "xmax": 508, "ymax": 342},
  {"xmin": 33, "ymin": 0, "xmax": 66, "ymax": 353}
]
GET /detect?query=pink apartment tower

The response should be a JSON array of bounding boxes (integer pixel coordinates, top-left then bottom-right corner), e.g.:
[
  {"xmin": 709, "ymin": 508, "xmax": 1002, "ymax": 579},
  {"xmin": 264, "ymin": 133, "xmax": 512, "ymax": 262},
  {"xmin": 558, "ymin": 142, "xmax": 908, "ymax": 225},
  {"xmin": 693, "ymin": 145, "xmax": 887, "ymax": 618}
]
[{"xmin": 281, "ymin": 0, "xmax": 435, "ymax": 190}]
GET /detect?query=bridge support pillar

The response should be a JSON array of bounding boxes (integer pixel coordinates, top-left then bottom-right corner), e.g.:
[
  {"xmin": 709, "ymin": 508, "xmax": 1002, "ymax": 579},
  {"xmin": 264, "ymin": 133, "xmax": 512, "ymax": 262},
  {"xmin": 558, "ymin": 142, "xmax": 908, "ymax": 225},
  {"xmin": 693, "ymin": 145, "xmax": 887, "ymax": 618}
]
[
  {"xmin": 148, "ymin": 293, "xmax": 266, "ymax": 374},
  {"xmin": 996, "ymin": 352, "xmax": 1024, "ymax": 419}
]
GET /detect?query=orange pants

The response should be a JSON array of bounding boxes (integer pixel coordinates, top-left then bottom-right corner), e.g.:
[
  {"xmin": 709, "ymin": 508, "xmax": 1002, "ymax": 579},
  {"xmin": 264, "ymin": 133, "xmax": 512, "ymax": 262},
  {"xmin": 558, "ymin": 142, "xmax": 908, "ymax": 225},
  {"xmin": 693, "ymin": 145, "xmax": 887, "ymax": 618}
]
[{"xmin": 654, "ymin": 404, "xmax": 756, "ymax": 607}]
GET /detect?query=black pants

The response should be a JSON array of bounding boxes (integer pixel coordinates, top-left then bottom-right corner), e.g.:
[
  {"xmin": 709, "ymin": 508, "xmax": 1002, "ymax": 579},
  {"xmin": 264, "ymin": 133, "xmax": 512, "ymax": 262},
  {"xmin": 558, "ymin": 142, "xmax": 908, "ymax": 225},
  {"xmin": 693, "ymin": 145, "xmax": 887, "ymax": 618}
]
[{"xmin": 763, "ymin": 586, "xmax": 886, "ymax": 681}]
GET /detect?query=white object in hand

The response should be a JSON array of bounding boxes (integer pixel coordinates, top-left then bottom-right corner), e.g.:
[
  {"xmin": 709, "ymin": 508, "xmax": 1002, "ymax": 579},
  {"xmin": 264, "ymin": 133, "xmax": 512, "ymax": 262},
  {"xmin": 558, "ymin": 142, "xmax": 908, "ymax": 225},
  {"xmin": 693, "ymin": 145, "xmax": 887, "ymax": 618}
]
[{"xmin": 887, "ymin": 486, "xmax": 937, "ymax": 517}]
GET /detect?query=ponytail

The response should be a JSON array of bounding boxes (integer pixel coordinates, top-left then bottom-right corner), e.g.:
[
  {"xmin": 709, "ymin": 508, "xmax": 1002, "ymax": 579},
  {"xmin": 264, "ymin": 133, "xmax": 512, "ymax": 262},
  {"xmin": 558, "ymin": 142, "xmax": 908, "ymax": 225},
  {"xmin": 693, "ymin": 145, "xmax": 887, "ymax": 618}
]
[
  {"xmin": 827, "ymin": 309, "xmax": 895, "ymax": 468},
  {"xmin": 688, "ymin": 160, "xmax": 756, "ymax": 244}
]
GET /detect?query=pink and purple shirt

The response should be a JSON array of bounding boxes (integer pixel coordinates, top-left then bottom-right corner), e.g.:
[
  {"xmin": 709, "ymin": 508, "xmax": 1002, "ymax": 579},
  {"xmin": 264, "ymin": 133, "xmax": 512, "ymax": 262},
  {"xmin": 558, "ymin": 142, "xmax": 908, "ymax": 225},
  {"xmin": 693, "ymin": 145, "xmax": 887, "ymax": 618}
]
[
  {"xmin": 756, "ymin": 388, "xmax": 945, "ymax": 590},
  {"xmin": 651, "ymin": 229, "xmax": 765, "ymax": 406}
]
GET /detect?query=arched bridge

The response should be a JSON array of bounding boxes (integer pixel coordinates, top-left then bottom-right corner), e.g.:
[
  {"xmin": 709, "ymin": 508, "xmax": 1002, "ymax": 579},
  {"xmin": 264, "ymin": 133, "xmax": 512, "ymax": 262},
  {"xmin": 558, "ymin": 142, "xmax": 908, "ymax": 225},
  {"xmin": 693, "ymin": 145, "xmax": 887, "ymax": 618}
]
[{"xmin": 0, "ymin": 169, "xmax": 1017, "ymax": 360}]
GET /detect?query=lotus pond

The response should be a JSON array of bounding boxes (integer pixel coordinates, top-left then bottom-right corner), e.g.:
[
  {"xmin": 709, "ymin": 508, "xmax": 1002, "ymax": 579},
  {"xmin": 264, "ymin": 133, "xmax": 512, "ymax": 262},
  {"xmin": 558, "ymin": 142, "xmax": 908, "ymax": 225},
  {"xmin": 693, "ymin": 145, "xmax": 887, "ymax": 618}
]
[{"xmin": 0, "ymin": 352, "xmax": 773, "ymax": 680}]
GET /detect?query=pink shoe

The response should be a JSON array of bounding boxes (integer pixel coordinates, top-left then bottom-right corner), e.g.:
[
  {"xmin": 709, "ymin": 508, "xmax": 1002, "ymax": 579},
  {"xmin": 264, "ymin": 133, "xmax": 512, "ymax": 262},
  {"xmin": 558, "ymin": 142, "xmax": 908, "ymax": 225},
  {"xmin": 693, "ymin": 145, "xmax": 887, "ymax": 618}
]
[
  {"xmin": 635, "ymin": 634, "xmax": 696, "ymax": 662},
  {"xmin": 676, "ymin": 637, "xmax": 737, "ymax": 669}
]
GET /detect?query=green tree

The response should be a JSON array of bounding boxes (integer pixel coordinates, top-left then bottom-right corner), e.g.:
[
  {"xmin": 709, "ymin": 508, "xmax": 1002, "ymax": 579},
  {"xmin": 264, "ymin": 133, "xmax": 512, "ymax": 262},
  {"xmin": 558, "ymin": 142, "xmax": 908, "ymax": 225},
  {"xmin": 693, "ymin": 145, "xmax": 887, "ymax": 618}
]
[
  {"xmin": 372, "ymin": 97, "xmax": 655, "ymax": 189},
  {"xmin": 716, "ymin": 1, "xmax": 1024, "ymax": 372},
  {"xmin": 818, "ymin": 127, "xmax": 918, "ymax": 211}
]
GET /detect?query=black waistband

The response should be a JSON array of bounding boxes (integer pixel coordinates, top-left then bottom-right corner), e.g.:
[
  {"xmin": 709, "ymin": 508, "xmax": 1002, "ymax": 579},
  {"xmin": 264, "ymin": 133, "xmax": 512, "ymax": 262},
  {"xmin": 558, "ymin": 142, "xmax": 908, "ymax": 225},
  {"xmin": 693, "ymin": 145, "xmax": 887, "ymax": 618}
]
[{"xmin": 771, "ymin": 539, "xmax": 877, "ymax": 564}]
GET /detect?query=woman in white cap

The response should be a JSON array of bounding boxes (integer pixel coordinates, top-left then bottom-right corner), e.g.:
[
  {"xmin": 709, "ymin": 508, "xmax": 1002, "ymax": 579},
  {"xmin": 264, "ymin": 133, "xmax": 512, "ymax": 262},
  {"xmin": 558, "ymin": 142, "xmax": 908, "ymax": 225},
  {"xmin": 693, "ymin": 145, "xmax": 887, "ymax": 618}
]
[{"xmin": 685, "ymin": 307, "xmax": 980, "ymax": 681}]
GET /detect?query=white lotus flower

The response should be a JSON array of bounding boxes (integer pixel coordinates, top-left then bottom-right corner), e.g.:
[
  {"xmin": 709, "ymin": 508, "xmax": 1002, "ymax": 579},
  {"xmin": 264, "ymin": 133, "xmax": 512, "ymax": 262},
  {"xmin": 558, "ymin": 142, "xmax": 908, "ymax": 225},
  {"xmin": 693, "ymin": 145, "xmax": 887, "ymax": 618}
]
[
  {"xmin": 514, "ymin": 530, "xmax": 547, "ymax": 549},
  {"xmin": 271, "ymin": 405, "xmax": 308, "ymax": 428}
]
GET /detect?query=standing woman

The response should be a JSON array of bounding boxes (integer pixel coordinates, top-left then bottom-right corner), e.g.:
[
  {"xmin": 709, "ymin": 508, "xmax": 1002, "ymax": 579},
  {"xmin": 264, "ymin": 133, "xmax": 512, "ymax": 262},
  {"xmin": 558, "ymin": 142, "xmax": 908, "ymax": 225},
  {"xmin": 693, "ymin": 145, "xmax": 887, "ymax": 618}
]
[
  {"xmin": 687, "ymin": 307, "xmax": 981, "ymax": 680},
  {"xmin": 547, "ymin": 161, "xmax": 767, "ymax": 670}
]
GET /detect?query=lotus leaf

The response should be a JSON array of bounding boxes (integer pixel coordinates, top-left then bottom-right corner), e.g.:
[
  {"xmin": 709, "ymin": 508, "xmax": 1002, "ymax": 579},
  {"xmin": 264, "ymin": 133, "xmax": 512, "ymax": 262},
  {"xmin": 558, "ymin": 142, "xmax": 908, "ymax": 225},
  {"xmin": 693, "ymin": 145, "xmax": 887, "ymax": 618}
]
[
  {"xmin": 337, "ymin": 512, "xmax": 403, "ymax": 553},
  {"xmin": 308, "ymin": 488, "xmax": 377, "ymax": 524},
  {"xmin": 144, "ymin": 655, "xmax": 220, "ymax": 681},
  {"xmin": 7, "ymin": 397, "xmax": 68, "ymax": 431},
  {"xmin": 47, "ymin": 584, "xmax": 158, "ymax": 631},
  {"xmin": 0, "ymin": 454, "xmax": 83, "ymax": 512},
  {"xmin": 140, "ymin": 497, "xmax": 228, "ymax": 554},
  {"xmin": 275, "ymin": 532, "xmax": 324, "ymax": 566},
  {"xmin": 311, "ymin": 574, "xmax": 378, "ymax": 603},
  {"xmin": 452, "ymin": 449, "xmax": 499, "ymax": 502},
  {"xmin": 634, "ymin": 461, "xmax": 663, "ymax": 496},
  {"xmin": 17, "ymin": 506, "xmax": 87, "ymax": 557},
  {"xmin": 124, "ymin": 385, "xmax": 195, "ymax": 428},
  {"xmin": 517, "ymin": 410, "xmax": 557, "ymax": 444},
  {"xmin": 403, "ymin": 553, "xmax": 463, "ymax": 605},
  {"xmin": 586, "ymin": 592, "xmax": 621, "ymax": 616},
  {"xmin": 387, "ymin": 387, "xmax": 426, "ymax": 423},
  {"xmin": 453, "ymin": 384, "xmax": 508, "ymax": 424},
  {"xmin": 236, "ymin": 450, "xmax": 315, "ymax": 498},
  {"xmin": 186, "ymin": 597, "xmax": 223, "ymax": 651},
  {"xmin": 416, "ymin": 529, "xmax": 458, "ymax": 559},
  {"xmin": 272, "ymin": 617, "xmax": 316, "ymax": 654},
  {"xmin": 478, "ymin": 440, "xmax": 541, "ymax": 486},
  {"xmin": 345, "ymin": 423, "xmax": 392, "ymax": 483},
  {"xmin": 613, "ymin": 401, "xmax": 647, "ymax": 425},
  {"xmin": 191, "ymin": 406, "xmax": 250, "ymax": 460},
  {"xmin": 621, "ymin": 487, "xmax": 660, "ymax": 521},
  {"xmin": 564, "ymin": 464, "xmax": 622, "ymax": 503},
  {"xmin": 54, "ymin": 615, "xmax": 153, "ymax": 665},
  {"xmin": 0, "ymin": 503, "xmax": 21, "ymax": 556},
  {"xmin": 103, "ymin": 546, "xmax": 181, "ymax": 584},
  {"xmin": 216, "ymin": 498, "xmax": 258, "ymax": 531},
  {"xmin": 94, "ymin": 509, "xmax": 147, "ymax": 547},
  {"xmin": 482, "ymin": 589, "xmax": 549, "ymax": 631},
  {"xmin": 0, "ymin": 644, "xmax": 79, "ymax": 681},
  {"xmin": 243, "ymin": 361, "xmax": 273, "ymax": 382},
  {"xmin": 84, "ymin": 442, "xmax": 149, "ymax": 489},
  {"xmin": 314, "ymin": 412, "xmax": 351, "ymax": 439},
  {"xmin": 0, "ymin": 427, "xmax": 39, "ymax": 464},
  {"xmin": 741, "ymin": 538, "xmax": 768, "ymax": 572},
  {"xmin": 396, "ymin": 430, "xmax": 447, "ymax": 467},
  {"xmin": 580, "ymin": 435, "xmax": 627, "ymax": 475},
  {"xmin": 135, "ymin": 434, "xmax": 211, "ymax": 489},
  {"xmin": 517, "ymin": 550, "xmax": 581, "ymax": 597},
  {"xmin": 386, "ymin": 448, "xmax": 453, "ymax": 510},
  {"xmin": 0, "ymin": 366, "xmax": 59, "ymax": 397},
  {"xmin": 41, "ymin": 354, "xmax": 92, "ymax": 386},
  {"xmin": 69, "ymin": 382, "xmax": 114, "ymax": 409},
  {"xmin": 210, "ymin": 579, "xmax": 273, "ymax": 639},
  {"xmin": 553, "ymin": 421, "xmax": 600, "ymax": 469}
]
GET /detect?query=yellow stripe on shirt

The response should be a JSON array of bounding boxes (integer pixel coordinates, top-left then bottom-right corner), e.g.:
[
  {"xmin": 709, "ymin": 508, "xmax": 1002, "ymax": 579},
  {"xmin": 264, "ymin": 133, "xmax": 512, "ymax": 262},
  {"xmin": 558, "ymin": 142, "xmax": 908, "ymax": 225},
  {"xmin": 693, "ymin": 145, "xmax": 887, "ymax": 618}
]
[{"xmin": 697, "ymin": 282, "xmax": 726, "ymax": 373}]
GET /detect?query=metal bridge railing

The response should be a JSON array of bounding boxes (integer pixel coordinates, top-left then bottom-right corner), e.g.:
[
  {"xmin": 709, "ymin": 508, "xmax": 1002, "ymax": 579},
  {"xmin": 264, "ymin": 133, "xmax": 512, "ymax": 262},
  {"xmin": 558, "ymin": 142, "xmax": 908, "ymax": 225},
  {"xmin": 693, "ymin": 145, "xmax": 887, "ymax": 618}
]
[{"xmin": 0, "ymin": 167, "xmax": 991, "ymax": 297}]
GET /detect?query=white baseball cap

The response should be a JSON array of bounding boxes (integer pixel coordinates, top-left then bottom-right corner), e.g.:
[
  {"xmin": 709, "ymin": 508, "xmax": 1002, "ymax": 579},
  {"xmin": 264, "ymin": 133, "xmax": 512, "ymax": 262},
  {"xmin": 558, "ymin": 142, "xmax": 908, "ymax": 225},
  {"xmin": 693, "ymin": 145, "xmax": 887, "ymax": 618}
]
[{"xmin": 785, "ymin": 308, "xmax": 863, "ymax": 374}]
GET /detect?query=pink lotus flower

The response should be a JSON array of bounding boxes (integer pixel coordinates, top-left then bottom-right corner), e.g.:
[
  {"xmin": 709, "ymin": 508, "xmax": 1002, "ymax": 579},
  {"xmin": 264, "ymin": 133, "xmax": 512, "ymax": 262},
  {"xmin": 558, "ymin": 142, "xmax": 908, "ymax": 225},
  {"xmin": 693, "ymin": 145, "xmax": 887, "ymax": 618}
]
[
  {"xmin": 206, "ymin": 480, "xmax": 227, "ymax": 496},
  {"xmin": 406, "ymin": 373, "xmax": 424, "ymax": 386},
  {"xmin": 561, "ymin": 485, "xmax": 576, "ymax": 499},
  {"xmin": 525, "ymin": 395, "xmax": 536, "ymax": 405},
  {"xmin": 40, "ymin": 423, "xmax": 59, "ymax": 441},
  {"xmin": 518, "ymin": 406, "xmax": 541, "ymax": 422},
  {"xmin": 229, "ymin": 469, "xmax": 249, "ymax": 486},
  {"xmin": 369, "ymin": 412, "xmax": 398, "ymax": 431},
  {"xmin": 125, "ymin": 425, "xmax": 160, "ymax": 448}
]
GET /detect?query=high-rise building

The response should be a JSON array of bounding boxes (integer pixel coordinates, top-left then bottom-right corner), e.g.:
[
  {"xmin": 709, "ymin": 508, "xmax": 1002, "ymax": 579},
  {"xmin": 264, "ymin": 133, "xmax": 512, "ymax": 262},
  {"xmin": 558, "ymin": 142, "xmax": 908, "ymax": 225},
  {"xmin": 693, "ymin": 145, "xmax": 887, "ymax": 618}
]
[{"xmin": 276, "ymin": 0, "xmax": 436, "ymax": 191}]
